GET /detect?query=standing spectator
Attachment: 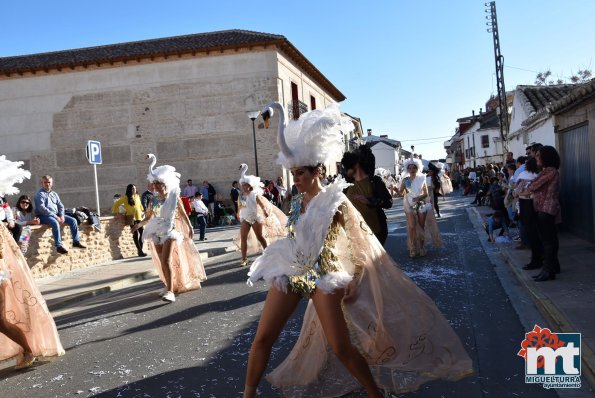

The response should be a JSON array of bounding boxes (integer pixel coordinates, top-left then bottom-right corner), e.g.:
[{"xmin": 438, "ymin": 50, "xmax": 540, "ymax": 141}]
[
  {"xmin": 525, "ymin": 146, "xmax": 561, "ymax": 282},
  {"xmin": 341, "ymin": 146, "xmax": 392, "ymax": 245},
  {"xmin": 487, "ymin": 164, "xmax": 496, "ymax": 179},
  {"xmin": 230, "ymin": 181, "xmax": 241, "ymax": 220},
  {"xmin": 206, "ymin": 180, "xmax": 216, "ymax": 215},
  {"xmin": 183, "ymin": 179, "xmax": 198, "ymax": 198},
  {"xmin": 505, "ymin": 152, "xmax": 515, "ymax": 166},
  {"xmin": 192, "ymin": 192, "xmax": 209, "ymax": 241},
  {"xmin": 141, "ymin": 182, "xmax": 154, "ymax": 212},
  {"xmin": 266, "ymin": 180, "xmax": 281, "ymax": 207},
  {"xmin": 0, "ymin": 197, "xmax": 21, "ymax": 243},
  {"xmin": 34, "ymin": 175, "xmax": 86, "ymax": 254},
  {"xmin": 111, "ymin": 184, "xmax": 146, "ymax": 257},
  {"xmin": 514, "ymin": 157, "xmax": 539, "ymax": 254},
  {"xmin": 427, "ymin": 163, "xmax": 443, "ymax": 218}
]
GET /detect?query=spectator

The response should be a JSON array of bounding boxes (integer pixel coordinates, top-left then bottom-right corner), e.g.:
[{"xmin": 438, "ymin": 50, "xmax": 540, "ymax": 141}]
[
  {"xmin": 192, "ymin": 192, "xmax": 208, "ymax": 241},
  {"xmin": 183, "ymin": 179, "xmax": 198, "ymax": 198},
  {"xmin": 206, "ymin": 181, "xmax": 216, "ymax": 216},
  {"xmin": 487, "ymin": 176, "xmax": 509, "ymax": 226},
  {"xmin": 487, "ymin": 164, "xmax": 496, "ymax": 179},
  {"xmin": 514, "ymin": 157, "xmax": 539, "ymax": 253},
  {"xmin": 213, "ymin": 194, "xmax": 226, "ymax": 226},
  {"xmin": 13, "ymin": 195, "xmax": 40, "ymax": 252},
  {"xmin": 266, "ymin": 180, "xmax": 281, "ymax": 207},
  {"xmin": 470, "ymin": 176, "xmax": 490, "ymax": 205},
  {"xmin": 230, "ymin": 181, "xmax": 241, "ymax": 220},
  {"xmin": 485, "ymin": 211, "xmax": 510, "ymax": 243},
  {"xmin": 34, "ymin": 175, "xmax": 86, "ymax": 254},
  {"xmin": 141, "ymin": 182, "xmax": 154, "ymax": 212},
  {"xmin": 1, "ymin": 196, "xmax": 22, "ymax": 243},
  {"xmin": 524, "ymin": 146, "xmax": 561, "ymax": 282},
  {"xmin": 111, "ymin": 184, "xmax": 146, "ymax": 257}
]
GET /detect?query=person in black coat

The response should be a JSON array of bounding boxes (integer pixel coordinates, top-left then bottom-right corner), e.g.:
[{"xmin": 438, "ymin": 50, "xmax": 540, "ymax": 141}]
[{"xmin": 341, "ymin": 145, "xmax": 393, "ymax": 245}]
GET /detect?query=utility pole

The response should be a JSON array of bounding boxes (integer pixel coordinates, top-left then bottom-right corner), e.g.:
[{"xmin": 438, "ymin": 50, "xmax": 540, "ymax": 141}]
[{"xmin": 485, "ymin": 1, "xmax": 509, "ymax": 156}]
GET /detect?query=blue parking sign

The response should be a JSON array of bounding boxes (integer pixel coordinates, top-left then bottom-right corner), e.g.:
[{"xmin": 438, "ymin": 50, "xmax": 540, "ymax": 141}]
[{"xmin": 86, "ymin": 140, "xmax": 102, "ymax": 165}]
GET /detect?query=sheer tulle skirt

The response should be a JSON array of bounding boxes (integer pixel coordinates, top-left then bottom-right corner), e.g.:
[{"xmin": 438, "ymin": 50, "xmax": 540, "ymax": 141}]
[
  {"xmin": 265, "ymin": 202, "xmax": 471, "ymax": 396},
  {"xmin": 234, "ymin": 205, "xmax": 288, "ymax": 256},
  {"xmin": 149, "ymin": 206, "xmax": 206, "ymax": 293},
  {"xmin": 0, "ymin": 224, "xmax": 65, "ymax": 367}
]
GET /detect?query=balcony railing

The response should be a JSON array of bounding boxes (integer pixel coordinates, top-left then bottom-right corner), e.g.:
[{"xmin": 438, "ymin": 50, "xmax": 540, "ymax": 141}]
[{"xmin": 288, "ymin": 100, "xmax": 308, "ymax": 120}]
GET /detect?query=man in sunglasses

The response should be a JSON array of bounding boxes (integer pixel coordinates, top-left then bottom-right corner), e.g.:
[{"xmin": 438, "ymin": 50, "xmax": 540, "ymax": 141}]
[{"xmin": 34, "ymin": 175, "xmax": 86, "ymax": 254}]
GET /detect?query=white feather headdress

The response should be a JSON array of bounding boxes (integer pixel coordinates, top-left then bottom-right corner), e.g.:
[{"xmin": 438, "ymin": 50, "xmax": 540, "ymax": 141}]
[
  {"xmin": 403, "ymin": 157, "xmax": 423, "ymax": 171},
  {"xmin": 262, "ymin": 102, "xmax": 353, "ymax": 169},
  {"xmin": 0, "ymin": 155, "xmax": 31, "ymax": 196}
]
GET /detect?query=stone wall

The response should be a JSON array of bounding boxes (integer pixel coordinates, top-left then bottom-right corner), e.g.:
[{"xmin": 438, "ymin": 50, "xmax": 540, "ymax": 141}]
[{"xmin": 25, "ymin": 216, "xmax": 137, "ymax": 279}]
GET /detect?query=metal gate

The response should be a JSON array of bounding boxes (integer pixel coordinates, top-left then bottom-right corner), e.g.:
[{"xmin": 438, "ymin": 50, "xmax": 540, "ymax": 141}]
[{"xmin": 559, "ymin": 123, "xmax": 593, "ymax": 242}]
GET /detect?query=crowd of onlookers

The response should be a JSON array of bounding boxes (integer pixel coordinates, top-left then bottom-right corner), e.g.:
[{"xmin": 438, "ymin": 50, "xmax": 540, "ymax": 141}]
[{"xmin": 456, "ymin": 143, "xmax": 562, "ymax": 282}]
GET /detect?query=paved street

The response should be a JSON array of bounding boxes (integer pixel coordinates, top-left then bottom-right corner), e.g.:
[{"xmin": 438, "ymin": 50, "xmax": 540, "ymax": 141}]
[{"xmin": 0, "ymin": 195, "xmax": 590, "ymax": 397}]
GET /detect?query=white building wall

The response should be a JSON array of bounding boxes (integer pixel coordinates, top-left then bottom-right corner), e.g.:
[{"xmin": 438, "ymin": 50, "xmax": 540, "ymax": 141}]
[
  {"xmin": 0, "ymin": 49, "xmax": 307, "ymax": 207},
  {"xmin": 370, "ymin": 142, "xmax": 398, "ymax": 174}
]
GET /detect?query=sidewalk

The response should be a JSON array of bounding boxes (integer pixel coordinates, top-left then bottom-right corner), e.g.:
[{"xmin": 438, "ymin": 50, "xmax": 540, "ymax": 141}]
[
  {"xmin": 470, "ymin": 205, "xmax": 595, "ymax": 388},
  {"xmin": 37, "ymin": 224, "xmax": 241, "ymax": 312}
]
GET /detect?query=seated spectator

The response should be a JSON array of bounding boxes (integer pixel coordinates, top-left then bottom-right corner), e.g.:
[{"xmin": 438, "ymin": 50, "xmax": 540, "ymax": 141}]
[
  {"xmin": 34, "ymin": 175, "xmax": 86, "ymax": 254},
  {"xmin": 484, "ymin": 211, "xmax": 510, "ymax": 243},
  {"xmin": 471, "ymin": 176, "xmax": 490, "ymax": 205},
  {"xmin": 0, "ymin": 196, "xmax": 22, "ymax": 243},
  {"xmin": 13, "ymin": 195, "xmax": 40, "ymax": 252},
  {"xmin": 213, "ymin": 194, "xmax": 226, "ymax": 226},
  {"xmin": 192, "ymin": 192, "xmax": 209, "ymax": 241}
]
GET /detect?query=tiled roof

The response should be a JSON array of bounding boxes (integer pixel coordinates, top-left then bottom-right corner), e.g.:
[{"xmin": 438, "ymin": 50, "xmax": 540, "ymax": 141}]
[
  {"xmin": 516, "ymin": 84, "xmax": 576, "ymax": 114},
  {"xmin": 0, "ymin": 29, "xmax": 346, "ymax": 101},
  {"xmin": 363, "ymin": 135, "xmax": 401, "ymax": 148},
  {"xmin": 549, "ymin": 78, "xmax": 595, "ymax": 114},
  {"xmin": 478, "ymin": 109, "xmax": 500, "ymax": 130}
]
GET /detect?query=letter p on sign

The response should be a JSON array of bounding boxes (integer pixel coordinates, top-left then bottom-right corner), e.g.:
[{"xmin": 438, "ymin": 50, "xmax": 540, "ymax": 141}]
[{"xmin": 86, "ymin": 140, "xmax": 102, "ymax": 165}]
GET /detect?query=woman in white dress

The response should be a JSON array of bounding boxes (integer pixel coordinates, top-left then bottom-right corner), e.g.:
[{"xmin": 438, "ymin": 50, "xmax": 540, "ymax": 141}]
[
  {"xmin": 236, "ymin": 164, "xmax": 287, "ymax": 267},
  {"xmin": 243, "ymin": 103, "xmax": 471, "ymax": 397}
]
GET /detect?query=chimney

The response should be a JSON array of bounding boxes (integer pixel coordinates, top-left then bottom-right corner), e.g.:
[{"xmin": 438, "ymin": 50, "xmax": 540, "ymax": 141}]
[
  {"xmin": 472, "ymin": 110, "xmax": 475, "ymax": 117},
  {"xmin": 367, "ymin": 129, "xmax": 372, "ymax": 136},
  {"xmin": 480, "ymin": 107, "xmax": 483, "ymax": 115}
]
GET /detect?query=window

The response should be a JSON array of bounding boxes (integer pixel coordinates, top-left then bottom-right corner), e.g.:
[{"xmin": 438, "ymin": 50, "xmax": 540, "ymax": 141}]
[
  {"xmin": 481, "ymin": 135, "xmax": 490, "ymax": 148},
  {"xmin": 310, "ymin": 95, "xmax": 316, "ymax": 110}
]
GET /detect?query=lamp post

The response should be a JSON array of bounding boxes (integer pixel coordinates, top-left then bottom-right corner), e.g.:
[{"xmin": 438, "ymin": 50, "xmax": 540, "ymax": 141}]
[{"xmin": 246, "ymin": 110, "xmax": 260, "ymax": 176}]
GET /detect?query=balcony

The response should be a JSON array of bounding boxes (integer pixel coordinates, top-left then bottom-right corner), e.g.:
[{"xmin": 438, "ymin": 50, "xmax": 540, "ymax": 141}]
[{"xmin": 288, "ymin": 100, "xmax": 308, "ymax": 120}]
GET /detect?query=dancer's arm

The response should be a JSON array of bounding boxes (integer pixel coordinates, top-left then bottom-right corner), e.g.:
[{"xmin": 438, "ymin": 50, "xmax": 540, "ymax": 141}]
[{"xmin": 131, "ymin": 202, "xmax": 154, "ymax": 232}]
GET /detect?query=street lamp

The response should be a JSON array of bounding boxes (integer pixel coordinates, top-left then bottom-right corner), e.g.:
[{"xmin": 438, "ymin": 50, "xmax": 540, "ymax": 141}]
[{"xmin": 246, "ymin": 110, "xmax": 260, "ymax": 176}]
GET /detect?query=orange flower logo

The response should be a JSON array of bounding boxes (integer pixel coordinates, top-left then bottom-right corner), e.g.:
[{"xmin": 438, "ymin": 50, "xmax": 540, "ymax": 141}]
[{"xmin": 518, "ymin": 325, "xmax": 565, "ymax": 369}]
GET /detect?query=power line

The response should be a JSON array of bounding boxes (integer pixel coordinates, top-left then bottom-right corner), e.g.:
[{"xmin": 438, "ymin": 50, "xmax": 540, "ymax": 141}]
[{"xmin": 400, "ymin": 135, "xmax": 452, "ymax": 142}]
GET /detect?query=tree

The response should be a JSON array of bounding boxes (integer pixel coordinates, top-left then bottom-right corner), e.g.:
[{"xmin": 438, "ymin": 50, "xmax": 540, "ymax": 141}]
[{"xmin": 535, "ymin": 68, "xmax": 592, "ymax": 85}]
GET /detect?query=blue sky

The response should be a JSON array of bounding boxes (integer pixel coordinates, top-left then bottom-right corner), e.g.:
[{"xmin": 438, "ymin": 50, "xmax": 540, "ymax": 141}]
[{"xmin": 1, "ymin": 0, "xmax": 593, "ymax": 160}]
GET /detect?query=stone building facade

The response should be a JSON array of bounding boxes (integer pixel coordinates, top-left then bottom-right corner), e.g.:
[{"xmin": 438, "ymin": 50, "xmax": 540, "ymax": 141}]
[{"xmin": 0, "ymin": 30, "xmax": 346, "ymax": 210}]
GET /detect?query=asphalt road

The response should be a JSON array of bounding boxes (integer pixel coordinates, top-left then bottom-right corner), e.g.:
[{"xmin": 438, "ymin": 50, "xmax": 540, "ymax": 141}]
[{"xmin": 0, "ymin": 194, "xmax": 567, "ymax": 397}]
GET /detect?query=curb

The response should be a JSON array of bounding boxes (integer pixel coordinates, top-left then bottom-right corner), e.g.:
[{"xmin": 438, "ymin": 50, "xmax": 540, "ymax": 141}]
[
  {"xmin": 47, "ymin": 270, "xmax": 158, "ymax": 312},
  {"xmin": 471, "ymin": 207, "xmax": 595, "ymax": 390},
  {"xmin": 46, "ymin": 243, "xmax": 236, "ymax": 313}
]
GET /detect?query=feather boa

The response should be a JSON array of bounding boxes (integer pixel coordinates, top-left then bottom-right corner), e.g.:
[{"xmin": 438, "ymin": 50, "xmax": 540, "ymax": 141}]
[{"xmin": 248, "ymin": 177, "xmax": 353, "ymax": 294}]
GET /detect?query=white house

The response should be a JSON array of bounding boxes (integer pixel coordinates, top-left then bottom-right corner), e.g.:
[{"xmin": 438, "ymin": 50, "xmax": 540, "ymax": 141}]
[
  {"xmin": 508, "ymin": 84, "xmax": 576, "ymax": 157},
  {"xmin": 362, "ymin": 131, "xmax": 402, "ymax": 175}
]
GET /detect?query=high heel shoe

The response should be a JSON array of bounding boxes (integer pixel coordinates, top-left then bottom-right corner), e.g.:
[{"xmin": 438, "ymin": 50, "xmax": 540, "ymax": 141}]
[{"xmin": 15, "ymin": 352, "xmax": 35, "ymax": 370}]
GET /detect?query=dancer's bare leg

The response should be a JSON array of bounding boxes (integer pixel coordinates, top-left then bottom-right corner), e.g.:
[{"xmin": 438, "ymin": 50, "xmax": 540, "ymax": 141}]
[
  {"xmin": 154, "ymin": 243, "xmax": 173, "ymax": 291},
  {"xmin": 406, "ymin": 212, "xmax": 417, "ymax": 256},
  {"xmin": 244, "ymin": 287, "xmax": 301, "ymax": 398},
  {"xmin": 252, "ymin": 222, "xmax": 268, "ymax": 250},
  {"xmin": 240, "ymin": 221, "xmax": 251, "ymax": 261},
  {"xmin": 311, "ymin": 289, "xmax": 383, "ymax": 398}
]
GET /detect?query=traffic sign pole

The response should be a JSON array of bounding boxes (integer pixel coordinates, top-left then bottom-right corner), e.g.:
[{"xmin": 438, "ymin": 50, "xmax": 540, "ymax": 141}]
[
  {"xmin": 86, "ymin": 140, "xmax": 102, "ymax": 216},
  {"xmin": 93, "ymin": 163, "xmax": 100, "ymax": 216}
]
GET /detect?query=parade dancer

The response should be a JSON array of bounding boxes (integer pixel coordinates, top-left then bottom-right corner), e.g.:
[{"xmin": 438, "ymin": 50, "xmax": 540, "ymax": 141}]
[
  {"xmin": 235, "ymin": 164, "xmax": 287, "ymax": 267},
  {"xmin": 132, "ymin": 154, "xmax": 206, "ymax": 303},
  {"xmin": 243, "ymin": 103, "xmax": 471, "ymax": 398},
  {"xmin": 0, "ymin": 156, "xmax": 64, "ymax": 369},
  {"xmin": 399, "ymin": 155, "xmax": 442, "ymax": 257}
]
